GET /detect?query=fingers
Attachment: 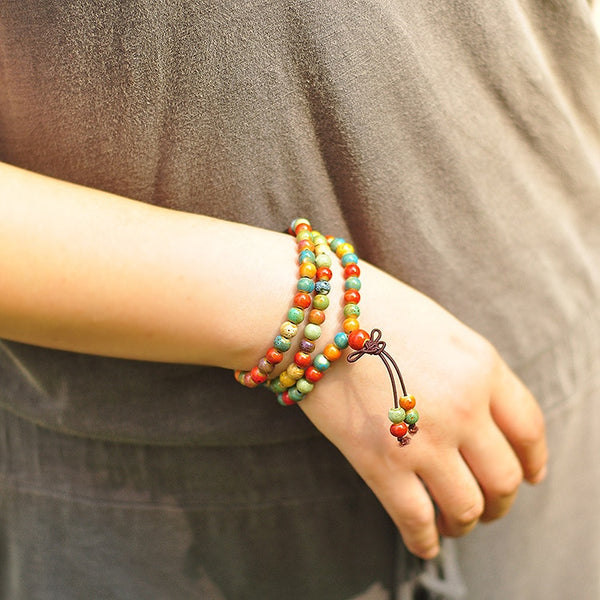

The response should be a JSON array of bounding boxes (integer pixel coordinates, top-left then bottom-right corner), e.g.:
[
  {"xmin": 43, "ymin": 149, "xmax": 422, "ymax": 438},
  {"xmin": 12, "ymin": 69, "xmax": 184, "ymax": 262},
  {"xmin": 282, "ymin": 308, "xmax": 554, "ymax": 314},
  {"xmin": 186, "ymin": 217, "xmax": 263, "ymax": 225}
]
[
  {"xmin": 373, "ymin": 469, "xmax": 441, "ymax": 559},
  {"xmin": 416, "ymin": 449, "xmax": 484, "ymax": 538},
  {"xmin": 460, "ymin": 423, "xmax": 523, "ymax": 522},
  {"xmin": 490, "ymin": 360, "xmax": 548, "ymax": 483}
]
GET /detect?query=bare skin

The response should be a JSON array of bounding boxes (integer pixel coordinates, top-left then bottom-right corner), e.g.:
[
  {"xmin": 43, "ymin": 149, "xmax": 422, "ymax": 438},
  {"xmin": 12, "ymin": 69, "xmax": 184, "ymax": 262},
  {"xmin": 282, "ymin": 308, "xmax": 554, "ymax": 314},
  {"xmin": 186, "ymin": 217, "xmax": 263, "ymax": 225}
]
[{"xmin": 0, "ymin": 160, "xmax": 547, "ymax": 559}]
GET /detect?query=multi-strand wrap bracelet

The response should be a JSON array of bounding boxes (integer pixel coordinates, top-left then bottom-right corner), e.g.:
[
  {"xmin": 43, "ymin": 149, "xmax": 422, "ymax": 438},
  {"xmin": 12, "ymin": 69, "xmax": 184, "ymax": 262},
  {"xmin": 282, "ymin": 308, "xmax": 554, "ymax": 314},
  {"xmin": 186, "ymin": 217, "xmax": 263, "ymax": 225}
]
[{"xmin": 235, "ymin": 218, "xmax": 419, "ymax": 445}]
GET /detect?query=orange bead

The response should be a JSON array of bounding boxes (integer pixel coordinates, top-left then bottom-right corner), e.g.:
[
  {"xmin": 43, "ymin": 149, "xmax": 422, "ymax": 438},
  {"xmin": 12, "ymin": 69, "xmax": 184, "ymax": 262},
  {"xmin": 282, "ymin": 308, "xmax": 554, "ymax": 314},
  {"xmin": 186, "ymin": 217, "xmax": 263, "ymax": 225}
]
[
  {"xmin": 399, "ymin": 395, "xmax": 416, "ymax": 411},
  {"xmin": 347, "ymin": 329, "xmax": 370, "ymax": 350},
  {"xmin": 297, "ymin": 239, "xmax": 315, "ymax": 252},
  {"xmin": 305, "ymin": 366, "xmax": 324, "ymax": 382},
  {"xmin": 343, "ymin": 317, "xmax": 360, "ymax": 333},
  {"xmin": 294, "ymin": 351, "xmax": 312, "ymax": 368},
  {"xmin": 308, "ymin": 309, "xmax": 326, "ymax": 325},
  {"xmin": 344, "ymin": 263, "xmax": 360, "ymax": 278},
  {"xmin": 323, "ymin": 343, "xmax": 342, "ymax": 361},
  {"xmin": 265, "ymin": 347, "xmax": 284, "ymax": 364},
  {"xmin": 299, "ymin": 262, "xmax": 317, "ymax": 278},
  {"xmin": 293, "ymin": 292, "xmax": 312, "ymax": 309},
  {"xmin": 316, "ymin": 267, "xmax": 332, "ymax": 281},
  {"xmin": 295, "ymin": 222, "xmax": 312, "ymax": 234},
  {"xmin": 344, "ymin": 289, "xmax": 361, "ymax": 304}
]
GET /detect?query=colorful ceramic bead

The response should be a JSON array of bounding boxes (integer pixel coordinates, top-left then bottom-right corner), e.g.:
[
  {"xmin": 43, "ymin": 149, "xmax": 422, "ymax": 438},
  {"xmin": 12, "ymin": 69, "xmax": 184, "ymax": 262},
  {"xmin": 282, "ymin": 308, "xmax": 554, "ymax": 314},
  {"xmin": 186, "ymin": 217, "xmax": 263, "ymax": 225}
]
[
  {"xmin": 323, "ymin": 343, "xmax": 342, "ymax": 361},
  {"xmin": 313, "ymin": 294, "xmax": 330, "ymax": 310},
  {"xmin": 296, "ymin": 378, "xmax": 314, "ymax": 394},
  {"xmin": 334, "ymin": 332, "xmax": 349, "ymax": 349},
  {"xmin": 404, "ymin": 409, "xmax": 419, "ymax": 425},
  {"xmin": 390, "ymin": 422, "xmax": 408, "ymax": 439},
  {"xmin": 388, "ymin": 407, "xmax": 407, "ymax": 424},
  {"xmin": 313, "ymin": 354, "xmax": 331, "ymax": 371},
  {"xmin": 287, "ymin": 307, "xmax": 305, "ymax": 324},
  {"xmin": 400, "ymin": 394, "xmax": 416, "ymax": 411}
]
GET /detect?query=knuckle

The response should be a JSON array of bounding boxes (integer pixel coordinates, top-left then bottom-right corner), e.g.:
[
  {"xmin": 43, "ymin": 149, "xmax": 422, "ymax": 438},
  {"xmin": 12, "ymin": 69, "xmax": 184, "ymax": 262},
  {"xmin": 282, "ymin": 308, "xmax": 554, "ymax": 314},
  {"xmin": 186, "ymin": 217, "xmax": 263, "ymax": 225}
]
[
  {"xmin": 487, "ymin": 468, "xmax": 522, "ymax": 499},
  {"xmin": 454, "ymin": 499, "xmax": 484, "ymax": 528},
  {"xmin": 401, "ymin": 498, "xmax": 436, "ymax": 534}
]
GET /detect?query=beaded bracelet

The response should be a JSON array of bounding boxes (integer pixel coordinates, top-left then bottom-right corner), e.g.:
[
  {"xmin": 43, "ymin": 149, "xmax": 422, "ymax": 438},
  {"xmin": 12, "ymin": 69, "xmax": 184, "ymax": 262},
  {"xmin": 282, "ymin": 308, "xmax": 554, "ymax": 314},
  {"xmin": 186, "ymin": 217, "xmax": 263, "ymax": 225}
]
[
  {"xmin": 235, "ymin": 218, "xmax": 418, "ymax": 445},
  {"xmin": 234, "ymin": 218, "xmax": 330, "ymax": 388},
  {"xmin": 276, "ymin": 220, "xmax": 419, "ymax": 445}
]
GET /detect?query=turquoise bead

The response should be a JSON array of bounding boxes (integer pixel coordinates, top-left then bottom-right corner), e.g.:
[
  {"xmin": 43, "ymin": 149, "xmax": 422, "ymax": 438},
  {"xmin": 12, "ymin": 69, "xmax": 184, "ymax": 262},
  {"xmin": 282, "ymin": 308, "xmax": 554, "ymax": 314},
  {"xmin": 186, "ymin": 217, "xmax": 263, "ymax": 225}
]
[
  {"xmin": 404, "ymin": 409, "xmax": 419, "ymax": 425},
  {"xmin": 288, "ymin": 387, "xmax": 305, "ymax": 402},
  {"xmin": 343, "ymin": 303, "xmax": 360, "ymax": 318},
  {"xmin": 287, "ymin": 307, "xmax": 304, "ymax": 324},
  {"xmin": 315, "ymin": 253, "xmax": 332, "ymax": 268},
  {"xmin": 313, "ymin": 354, "xmax": 331, "ymax": 371},
  {"xmin": 334, "ymin": 332, "xmax": 349, "ymax": 349},
  {"xmin": 341, "ymin": 252, "xmax": 359, "ymax": 266},
  {"xmin": 388, "ymin": 407, "xmax": 406, "ymax": 423},
  {"xmin": 345, "ymin": 276, "xmax": 361, "ymax": 290},
  {"xmin": 298, "ymin": 249, "xmax": 316, "ymax": 264},
  {"xmin": 297, "ymin": 277, "xmax": 315, "ymax": 293},
  {"xmin": 329, "ymin": 237, "xmax": 345, "ymax": 252},
  {"xmin": 273, "ymin": 335, "xmax": 292, "ymax": 351},
  {"xmin": 296, "ymin": 378, "xmax": 315, "ymax": 394},
  {"xmin": 304, "ymin": 323, "xmax": 322, "ymax": 340}
]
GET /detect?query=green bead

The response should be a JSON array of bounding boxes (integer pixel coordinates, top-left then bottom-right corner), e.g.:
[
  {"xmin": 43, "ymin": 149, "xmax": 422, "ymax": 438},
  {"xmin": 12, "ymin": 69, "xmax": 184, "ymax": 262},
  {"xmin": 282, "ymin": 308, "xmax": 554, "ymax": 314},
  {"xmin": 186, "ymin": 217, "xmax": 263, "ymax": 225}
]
[
  {"xmin": 313, "ymin": 354, "xmax": 330, "ymax": 371},
  {"xmin": 404, "ymin": 409, "xmax": 419, "ymax": 425},
  {"xmin": 304, "ymin": 323, "xmax": 322, "ymax": 340},
  {"xmin": 296, "ymin": 378, "xmax": 314, "ymax": 394},
  {"xmin": 315, "ymin": 253, "xmax": 332, "ymax": 268},
  {"xmin": 312, "ymin": 294, "xmax": 330, "ymax": 310},
  {"xmin": 345, "ymin": 276, "xmax": 361, "ymax": 290},
  {"xmin": 287, "ymin": 307, "xmax": 305, "ymax": 324},
  {"xmin": 273, "ymin": 335, "xmax": 292, "ymax": 351},
  {"xmin": 270, "ymin": 380, "xmax": 287, "ymax": 393},
  {"xmin": 288, "ymin": 387, "xmax": 305, "ymax": 402},
  {"xmin": 312, "ymin": 234, "xmax": 327, "ymax": 246},
  {"xmin": 388, "ymin": 407, "xmax": 406, "ymax": 423},
  {"xmin": 329, "ymin": 237, "xmax": 345, "ymax": 252},
  {"xmin": 343, "ymin": 303, "xmax": 360, "ymax": 318}
]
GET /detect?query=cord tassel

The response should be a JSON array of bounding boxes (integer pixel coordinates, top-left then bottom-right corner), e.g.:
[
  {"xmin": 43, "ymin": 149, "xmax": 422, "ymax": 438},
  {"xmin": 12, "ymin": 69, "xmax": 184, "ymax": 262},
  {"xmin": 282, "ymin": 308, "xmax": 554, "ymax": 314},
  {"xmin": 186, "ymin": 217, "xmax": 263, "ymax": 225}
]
[{"xmin": 347, "ymin": 328, "xmax": 418, "ymax": 445}]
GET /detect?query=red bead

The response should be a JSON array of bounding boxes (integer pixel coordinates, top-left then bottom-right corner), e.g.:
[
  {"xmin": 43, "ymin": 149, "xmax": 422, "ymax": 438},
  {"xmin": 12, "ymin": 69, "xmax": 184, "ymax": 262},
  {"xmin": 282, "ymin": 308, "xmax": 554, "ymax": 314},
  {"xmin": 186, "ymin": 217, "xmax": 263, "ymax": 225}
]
[
  {"xmin": 294, "ymin": 351, "xmax": 313, "ymax": 368},
  {"xmin": 390, "ymin": 422, "xmax": 408, "ymax": 438},
  {"xmin": 265, "ymin": 347, "xmax": 284, "ymax": 364},
  {"xmin": 348, "ymin": 329, "xmax": 370, "ymax": 350},
  {"xmin": 316, "ymin": 267, "xmax": 332, "ymax": 281},
  {"xmin": 250, "ymin": 366, "xmax": 268, "ymax": 384},
  {"xmin": 294, "ymin": 222, "xmax": 312, "ymax": 235},
  {"xmin": 293, "ymin": 292, "xmax": 312, "ymax": 309},
  {"xmin": 400, "ymin": 395, "xmax": 416, "ymax": 411},
  {"xmin": 344, "ymin": 264, "xmax": 361, "ymax": 278},
  {"xmin": 243, "ymin": 372, "xmax": 259, "ymax": 388},
  {"xmin": 280, "ymin": 391, "xmax": 295, "ymax": 406},
  {"xmin": 305, "ymin": 366, "xmax": 324, "ymax": 382},
  {"xmin": 344, "ymin": 289, "xmax": 361, "ymax": 304},
  {"xmin": 308, "ymin": 309, "xmax": 326, "ymax": 325}
]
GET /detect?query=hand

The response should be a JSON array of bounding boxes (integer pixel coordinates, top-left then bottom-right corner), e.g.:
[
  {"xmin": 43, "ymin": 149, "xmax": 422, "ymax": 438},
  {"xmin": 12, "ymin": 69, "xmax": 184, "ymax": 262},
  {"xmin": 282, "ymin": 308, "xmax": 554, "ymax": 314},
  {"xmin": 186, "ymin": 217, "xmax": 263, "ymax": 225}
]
[{"xmin": 299, "ymin": 261, "xmax": 547, "ymax": 559}]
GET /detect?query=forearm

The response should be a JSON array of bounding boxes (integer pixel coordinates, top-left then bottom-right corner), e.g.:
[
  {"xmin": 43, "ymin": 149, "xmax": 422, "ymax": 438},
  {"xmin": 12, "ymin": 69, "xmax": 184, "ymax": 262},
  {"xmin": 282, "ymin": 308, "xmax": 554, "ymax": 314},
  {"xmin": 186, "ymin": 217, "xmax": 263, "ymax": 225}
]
[{"xmin": 0, "ymin": 162, "xmax": 299, "ymax": 368}]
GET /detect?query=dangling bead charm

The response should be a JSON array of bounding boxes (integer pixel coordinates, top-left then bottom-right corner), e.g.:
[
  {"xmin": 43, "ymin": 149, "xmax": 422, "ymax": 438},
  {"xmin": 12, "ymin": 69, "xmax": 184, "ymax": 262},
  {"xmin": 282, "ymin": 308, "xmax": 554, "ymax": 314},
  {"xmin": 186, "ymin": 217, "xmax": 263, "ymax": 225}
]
[{"xmin": 347, "ymin": 328, "xmax": 418, "ymax": 446}]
